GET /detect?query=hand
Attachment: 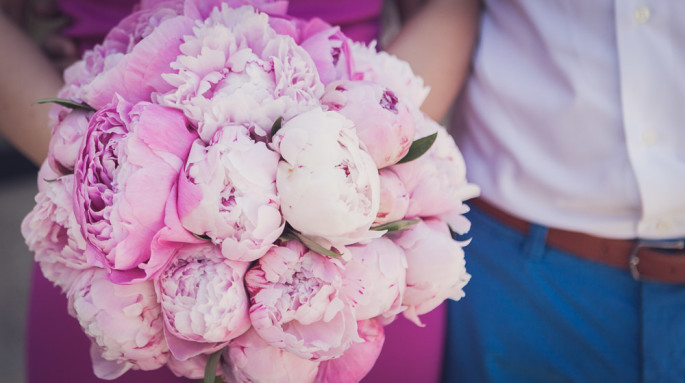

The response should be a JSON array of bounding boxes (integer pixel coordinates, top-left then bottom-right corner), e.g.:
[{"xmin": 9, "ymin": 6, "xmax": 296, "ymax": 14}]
[
  {"xmin": 2, "ymin": 0, "xmax": 78, "ymax": 71},
  {"xmin": 0, "ymin": 0, "xmax": 26, "ymax": 22},
  {"xmin": 41, "ymin": 28, "xmax": 79, "ymax": 71},
  {"xmin": 31, "ymin": 0, "xmax": 79, "ymax": 71}
]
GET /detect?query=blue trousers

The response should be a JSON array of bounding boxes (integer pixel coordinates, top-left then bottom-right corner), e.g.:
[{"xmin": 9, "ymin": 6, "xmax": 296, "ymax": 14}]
[{"xmin": 443, "ymin": 204, "xmax": 685, "ymax": 383}]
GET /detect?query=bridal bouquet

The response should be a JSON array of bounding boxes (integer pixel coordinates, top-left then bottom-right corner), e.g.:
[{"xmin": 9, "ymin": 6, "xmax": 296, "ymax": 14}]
[{"xmin": 21, "ymin": 0, "xmax": 479, "ymax": 381}]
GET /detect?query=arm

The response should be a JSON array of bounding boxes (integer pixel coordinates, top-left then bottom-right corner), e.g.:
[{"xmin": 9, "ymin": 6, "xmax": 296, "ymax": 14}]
[
  {"xmin": 386, "ymin": 0, "xmax": 480, "ymax": 121},
  {"xmin": 0, "ymin": 11, "xmax": 62, "ymax": 165}
]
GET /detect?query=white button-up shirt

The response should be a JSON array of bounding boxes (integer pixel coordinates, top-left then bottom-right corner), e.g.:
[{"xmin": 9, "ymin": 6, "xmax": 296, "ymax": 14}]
[{"xmin": 454, "ymin": 0, "xmax": 685, "ymax": 239}]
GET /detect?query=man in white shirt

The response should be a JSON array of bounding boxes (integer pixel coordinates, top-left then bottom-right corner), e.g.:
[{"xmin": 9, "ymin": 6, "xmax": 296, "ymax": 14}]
[{"xmin": 444, "ymin": 1, "xmax": 685, "ymax": 382}]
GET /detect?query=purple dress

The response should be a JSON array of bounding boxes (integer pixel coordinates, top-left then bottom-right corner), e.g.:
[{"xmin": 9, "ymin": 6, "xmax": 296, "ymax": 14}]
[{"xmin": 27, "ymin": 1, "xmax": 446, "ymax": 382}]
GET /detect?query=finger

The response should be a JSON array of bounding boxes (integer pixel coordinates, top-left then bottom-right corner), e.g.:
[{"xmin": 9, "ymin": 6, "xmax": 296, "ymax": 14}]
[
  {"xmin": 31, "ymin": 0, "xmax": 59, "ymax": 18},
  {"xmin": 42, "ymin": 33, "xmax": 78, "ymax": 59}
]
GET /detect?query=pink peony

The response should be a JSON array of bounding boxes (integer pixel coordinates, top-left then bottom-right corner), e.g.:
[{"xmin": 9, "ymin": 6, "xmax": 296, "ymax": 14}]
[
  {"xmin": 73, "ymin": 96, "xmax": 197, "ymax": 283},
  {"xmin": 391, "ymin": 218, "xmax": 470, "ymax": 326},
  {"xmin": 48, "ymin": 110, "xmax": 92, "ymax": 175},
  {"xmin": 36, "ymin": 159, "xmax": 60, "ymax": 193},
  {"xmin": 56, "ymin": 41, "xmax": 127, "ymax": 103},
  {"xmin": 67, "ymin": 268, "xmax": 169, "ymax": 379},
  {"xmin": 183, "ymin": 0, "xmax": 289, "ymax": 20},
  {"xmin": 267, "ymin": 14, "xmax": 301, "ymax": 41},
  {"xmin": 156, "ymin": 243, "xmax": 251, "ymax": 359},
  {"xmin": 373, "ymin": 168, "xmax": 410, "ymax": 226},
  {"xmin": 57, "ymin": 1, "xmax": 187, "ymax": 107},
  {"xmin": 321, "ymin": 80, "xmax": 415, "ymax": 168},
  {"xmin": 350, "ymin": 41, "xmax": 430, "ymax": 109},
  {"xmin": 391, "ymin": 116, "xmax": 480, "ymax": 223},
  {"xmin": 21, "ymin": 170, "xmax": 89, "ymax": 293},
  {"xmin": 223, "ymin": 328, "xmax": 320, "ymax": 383},
  {"xmin": 245, "ymin": 240, "xmax": 361, "ymax": 360},
  {"xmin": 103, "ymin": 0, "xmax": 185, "ymax": 55},
  {"xmin": 178, "ymin": 126, "xmax": 283, "ymax": 262},
  {"xmin": 49, "ymin": 30, "xmax": 131, "ymax": 143},
  {"xmin": 57, "ymin": 56, "xmax": 115, "ymax": 103},
  {"xmin": 342, "ymin": 237, "xmax": 407, "ymax": 321},
  {"xmin": 166, "ymin": 352, "xmax": 223, "ymax": 379},
  {"xmin": 83, "ymin": 15, "xmax": 195, "ymax": 109},
  {"xmin": 273, "ymin": 107, "xmax": 381, "ymax": 249},
  {"xmin": 298, "ymin": 18, "xmax": 353, "ymax": 84},
  {"xmin": 157, "ymin": 4, "xmax": 323, "ymax": 141},
  {"xmin": 316, "ymin": 318, "xmax": 385, "ymax": 383}
]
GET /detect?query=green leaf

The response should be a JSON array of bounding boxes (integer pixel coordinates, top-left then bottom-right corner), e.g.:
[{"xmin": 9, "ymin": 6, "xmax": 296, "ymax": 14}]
[
  {"xmin": 371, "ymin": 219, "xmax": 420, "ymax": 232},
  {"xmin": 36, "ymin": 98, "xmax": 96, "ymax": 112},
  {"xmin": 278, "ymin": 231, "xmax": 296, "ymax": 242},
  {"xmin": 192, "ymin": 233, "xmax": 212, "ymax": 241},
  {"xmin": 270, "ymin": 116, "xmax": 283, "ymax": 138},
  {"xmin": 278, "ymin": 223, "xmax": 296, "ymax": 242},
  {"xmin": 290, "ymin": 230, "xmax": 342, "ymax": 258},
  {"xmin": 204, "ymin": 349, "xmax": 223, "ymax": 383},
  {"xmin": 396, "ymin": 132, "xmax": 438, "ymax": 164}
]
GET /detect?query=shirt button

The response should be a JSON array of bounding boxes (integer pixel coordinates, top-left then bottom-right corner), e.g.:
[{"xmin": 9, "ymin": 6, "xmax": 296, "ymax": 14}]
[
  {"xmin": 634, "ymin": 6, "xmax": 651, "ymax": 24},
  {"xmin": 642, "ymin": 130, "xmax": 658, "ymax": 146},
  {"xmin": 656, "ymin": 220, "xmax": 671, "ymax": 233}
]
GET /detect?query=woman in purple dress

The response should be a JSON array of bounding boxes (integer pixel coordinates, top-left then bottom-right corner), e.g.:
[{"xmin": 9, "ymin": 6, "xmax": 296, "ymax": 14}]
[{"xmin": 0, "ymin": 0, "xmax": 479, "ymax": 381}]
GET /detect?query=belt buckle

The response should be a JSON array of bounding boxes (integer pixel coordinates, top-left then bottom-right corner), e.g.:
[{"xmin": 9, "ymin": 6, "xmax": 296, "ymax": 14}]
[{"xmin": 629, "ymin": 239, "xmax": 685, "ymax": 281}]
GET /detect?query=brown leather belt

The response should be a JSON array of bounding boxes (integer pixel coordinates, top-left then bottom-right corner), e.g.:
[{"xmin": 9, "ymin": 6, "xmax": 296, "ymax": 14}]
[{"xmin": 470, "ymin": 198, "xmax": 685, "ymax": 284}]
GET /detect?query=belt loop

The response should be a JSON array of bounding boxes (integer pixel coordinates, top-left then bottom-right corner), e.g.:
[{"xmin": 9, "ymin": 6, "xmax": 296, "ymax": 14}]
[{"xmin": 522, "ymin": 223, "xmax": 549, "ymax": 262}]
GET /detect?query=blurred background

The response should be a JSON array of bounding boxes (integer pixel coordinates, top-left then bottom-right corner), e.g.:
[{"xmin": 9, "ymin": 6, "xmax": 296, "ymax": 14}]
[
  {"xmin": 0, "ymin": 138, "xmax": 38, "ymax": 383},
  {"xmin": 1, "ymin": 1, "xmax": 60, "ymax": 381}
]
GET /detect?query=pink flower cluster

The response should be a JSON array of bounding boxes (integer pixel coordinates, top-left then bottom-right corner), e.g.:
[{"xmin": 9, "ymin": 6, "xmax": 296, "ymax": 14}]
[{"xmin": 21, "ymin": 0, "xmax": 479, "ymax": 381}]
